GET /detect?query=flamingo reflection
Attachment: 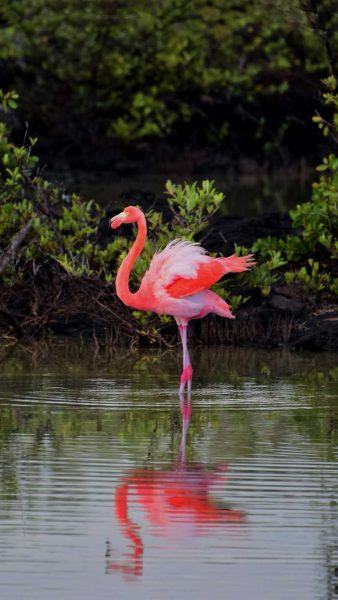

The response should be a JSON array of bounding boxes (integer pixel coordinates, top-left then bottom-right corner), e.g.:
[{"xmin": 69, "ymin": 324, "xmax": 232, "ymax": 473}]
[{"xmin": 106, "ymin": 396, "xmax": 245, "ymax": 579}]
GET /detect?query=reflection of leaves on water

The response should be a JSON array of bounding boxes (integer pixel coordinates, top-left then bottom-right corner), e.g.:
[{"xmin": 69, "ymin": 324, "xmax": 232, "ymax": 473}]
[
  {"xmin": 1, "ymin": 340, "xmax": 337, "ymax": 384},
  {"xmin": 0, "ymin": 460, "xmax": 18, "ymax": 499},
  {"xmin": 0, "ymin": 342, "xmax": 338, "ymax": 498}
]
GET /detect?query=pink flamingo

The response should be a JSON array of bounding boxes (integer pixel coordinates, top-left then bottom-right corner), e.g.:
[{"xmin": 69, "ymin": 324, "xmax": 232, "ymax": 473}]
[{"xmin": 110, "ymin": 205, "xmax": 254, "ymax": 393}]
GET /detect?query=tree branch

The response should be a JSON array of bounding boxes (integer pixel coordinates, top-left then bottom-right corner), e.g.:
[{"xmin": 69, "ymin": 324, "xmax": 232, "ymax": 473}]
[{"xmin": 0, "ymin": 219, "xmax": 33, "ymax": 275}]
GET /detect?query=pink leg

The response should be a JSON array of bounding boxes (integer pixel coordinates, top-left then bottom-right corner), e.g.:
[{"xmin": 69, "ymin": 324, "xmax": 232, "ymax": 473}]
[
  {"xmin": 178, "ymin": 391, "xmax": 192, "ymax": 464},
  {"xmin": 178, "ymin": 324, "xmax": 193, "ymax": 395}
]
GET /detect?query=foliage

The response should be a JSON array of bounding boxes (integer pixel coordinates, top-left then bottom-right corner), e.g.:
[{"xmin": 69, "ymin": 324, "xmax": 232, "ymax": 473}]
[
  {"xmin": 284, "ymin": 259, "xmax": 331, "ymax": 292},
  {"xmin": 0, "ymin": 90, "xmax": 18, "ymax": 112},
  {"xmin": 0, "ymin": 0, "xmax": 336, "ymax": 156},
  {"xmin": 312, "ymin": 75, "xmax": 338, "ymax": 136},
  {"xmin": 0, "ymin": 92, "xmax": 129, "ymax": 284},
  {"xmin": 0, "ymin": 92, "xmax": 232, "ymax": 338},
  {"xmin": 251, "ymin": 76, "xmax": 338, "ymax": 296},
  {"xmin": 0, "ymin": 77, "xmax": 337, "ymax": 343}
]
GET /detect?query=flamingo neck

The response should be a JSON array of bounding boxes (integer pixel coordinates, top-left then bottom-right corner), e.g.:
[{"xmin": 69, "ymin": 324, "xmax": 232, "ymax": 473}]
[{"xmin": 116, "ymin": 211, "xmax": 147, "ymax": 307}]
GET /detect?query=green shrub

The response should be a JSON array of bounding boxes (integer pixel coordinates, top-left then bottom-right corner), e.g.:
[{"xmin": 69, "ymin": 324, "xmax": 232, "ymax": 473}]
[
  {"xmin": 0, "ymin": 0, "xmax": 335, "ymax": 155},
  {"xmin": 251, "ymin": 76, "xmax": 338, "ymax": 295},
  {"xmin": 1, "ymin": 77, "xmax": 337, "ymax": 344},
  {"xmin": 284, "ymin": 260, "xmax": 331, "ymax": 292},
  {"xmin": 0, "ymin": 94, "xmax": 234, "ymax": 336},
  {"xmin": 0, "ymin": 94, "xmax": 111, "ymax": 282}
]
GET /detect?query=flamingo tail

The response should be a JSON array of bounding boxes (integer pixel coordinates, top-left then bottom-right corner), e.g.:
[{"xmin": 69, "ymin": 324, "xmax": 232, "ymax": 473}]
[{"xmin": 221, "ymin": 254, "xmax": 255, "ymax": 274}]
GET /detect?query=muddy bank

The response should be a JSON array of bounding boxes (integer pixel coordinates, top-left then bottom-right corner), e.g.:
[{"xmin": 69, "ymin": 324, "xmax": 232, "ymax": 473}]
[{"xmin": 197, "ymin": 304, "xmax": 338, "ymax": 351}]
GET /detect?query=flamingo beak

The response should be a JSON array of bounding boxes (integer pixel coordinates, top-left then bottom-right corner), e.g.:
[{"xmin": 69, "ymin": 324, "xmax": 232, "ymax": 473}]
[{"xmin": 109, "ymin": 211, "xmax": 127, "ymax": 229}]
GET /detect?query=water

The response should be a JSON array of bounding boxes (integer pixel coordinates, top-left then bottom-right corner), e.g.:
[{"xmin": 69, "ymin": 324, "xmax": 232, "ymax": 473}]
[
  {"xmin": 0, "ymin": 343, "xmax": 337, "ymax": 600},
  {"xmin": 48, "ymin": 169, "xmax": 312, "ymax": 216}
]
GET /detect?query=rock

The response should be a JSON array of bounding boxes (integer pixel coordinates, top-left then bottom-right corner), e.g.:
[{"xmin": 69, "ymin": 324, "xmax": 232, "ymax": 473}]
[
  {"xmin": 268, "ymin": 294, "xmax": 305, "ymax": 315},
  {"xmin": 292, "ymin": 307, "xmax": 338, "ymax": 350},
  {"xmin": 206, "ymin": 211, "xmax": 292, "ymax": 254},
  {"xmin": 274, "ymin": 284, "xmax": 301, "ymax": 299}
]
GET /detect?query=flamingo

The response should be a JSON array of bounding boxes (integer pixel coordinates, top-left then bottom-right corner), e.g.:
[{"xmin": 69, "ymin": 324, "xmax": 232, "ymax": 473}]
[{"xmin": 110, "ymin": 205, "xmax": 254, "ymax": 393}]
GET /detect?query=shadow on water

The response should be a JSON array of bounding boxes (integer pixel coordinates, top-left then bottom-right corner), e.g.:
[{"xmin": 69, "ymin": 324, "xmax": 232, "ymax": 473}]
[{"xmin": 106, "ymin": 400, "xmax": 245, "ymax": 580}]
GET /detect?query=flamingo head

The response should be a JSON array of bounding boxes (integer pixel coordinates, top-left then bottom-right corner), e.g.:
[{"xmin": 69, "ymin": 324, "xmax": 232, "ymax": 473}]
[{"xmin": 110, "ymin": 206, "xmax": 140, "ymax": 229}]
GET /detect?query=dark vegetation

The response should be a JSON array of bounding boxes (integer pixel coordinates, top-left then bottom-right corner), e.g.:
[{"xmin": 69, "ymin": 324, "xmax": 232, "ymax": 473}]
[
  {"xmin": 0, "ymin": 0, "xmax": 337, "ymax": 166},
  {"xmin": 0, "ymin": 0, "xmax": 337, "ymax": 349},
  {"xmin": 0, "ymin": 76, "xmax": 337, "ymax": 349}
]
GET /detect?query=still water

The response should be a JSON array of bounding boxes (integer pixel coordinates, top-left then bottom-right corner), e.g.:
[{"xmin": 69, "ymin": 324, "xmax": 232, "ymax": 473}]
[
  {"xmin": 49, "ymin": 169, "xmax": 312, "ymax": 216},
  {"xmin": 0, "ymin": 343, "xmax": 337, "ymax": 600}
]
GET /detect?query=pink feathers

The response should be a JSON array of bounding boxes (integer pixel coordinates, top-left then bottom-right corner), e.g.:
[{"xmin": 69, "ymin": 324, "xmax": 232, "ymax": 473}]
[
  {"xmin": 141, "ymin": 240, "xmax": 254, "ymax": 302},
  {"xmin": 141, "ymin": 240, "xmax": 210, "ymax": 298},
  {"xmin": 221, "ymin": 253, "xmax": 256, "ymax": 274}
]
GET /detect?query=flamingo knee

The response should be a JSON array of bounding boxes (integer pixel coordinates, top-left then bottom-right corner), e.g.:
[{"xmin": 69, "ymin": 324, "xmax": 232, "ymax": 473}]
[{"xmin": 180, "ymin": 364, "xmax": 193, "ymax": 384}]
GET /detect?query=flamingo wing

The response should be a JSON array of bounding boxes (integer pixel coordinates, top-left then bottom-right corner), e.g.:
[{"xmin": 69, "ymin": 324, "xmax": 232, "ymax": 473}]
[
  {"xmin": 141, "ymin": 240, "xmax": 209, "ymax": 300},
  {"xmin": 166, "ymin": 254, "xmax": 254, "ymax": 298},
  {"xmin": 166, "ymin": 259, "xmax": 225, "ymax": 298},
  {"xmin": 142, "ymin": 240, "xmax": 254, "ymax": 301}
]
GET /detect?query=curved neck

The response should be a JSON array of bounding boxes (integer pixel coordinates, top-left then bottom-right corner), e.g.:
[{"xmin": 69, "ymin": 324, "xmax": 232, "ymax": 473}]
[
  {"xmin": 116, "ymin": 211, "xmax": 147, "ymax": 307},
  {"xmin": 115, "ymin": 483, "xmax": 143, "ymax": 559}
]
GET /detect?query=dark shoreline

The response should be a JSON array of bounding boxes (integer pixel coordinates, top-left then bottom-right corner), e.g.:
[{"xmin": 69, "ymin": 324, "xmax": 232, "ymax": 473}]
[{"xmin": 1, "ymin": 208, "xmax": 336, "ymax": 351}]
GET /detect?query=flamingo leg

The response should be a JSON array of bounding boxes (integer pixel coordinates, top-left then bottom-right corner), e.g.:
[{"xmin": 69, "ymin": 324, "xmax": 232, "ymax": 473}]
[
  {"xmin": 179, "ymin": 391, "xmax": 192, "ymax": 464},
  {"xmin": 178, "ymin": 323, "xmax": 193, "ymax": 395}
]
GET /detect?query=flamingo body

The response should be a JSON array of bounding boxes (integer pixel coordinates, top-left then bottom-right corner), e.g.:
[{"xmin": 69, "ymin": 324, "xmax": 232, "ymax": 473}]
[
  {"xmin": 110, "ymin": 206, "xmax": 254, "ymax": 392},
  {"xmin": 139, "ymin": 240, "xmax": 253, "ymax": 321}
]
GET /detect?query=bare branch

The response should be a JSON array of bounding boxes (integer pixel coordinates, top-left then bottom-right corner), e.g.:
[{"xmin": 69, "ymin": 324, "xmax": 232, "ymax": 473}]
[{"xmin": 0, "ymin": 219, "xmax": 33, "ymax": 275}]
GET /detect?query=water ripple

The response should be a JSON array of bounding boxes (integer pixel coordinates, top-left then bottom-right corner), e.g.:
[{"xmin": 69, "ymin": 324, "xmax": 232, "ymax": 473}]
[{"xmin": 0, "ymin": 347, "xmax": 337, "ymax": 599}]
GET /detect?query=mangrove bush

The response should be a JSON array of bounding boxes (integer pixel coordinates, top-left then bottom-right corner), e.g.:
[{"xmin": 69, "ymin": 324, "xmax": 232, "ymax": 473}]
[
  {"xmin": 0, "ymin": 79, "xmax": 337, "ymax": 344},
  {"xmin": 0, "ymin": 0, "xmax": 337, "ymax": 159}
]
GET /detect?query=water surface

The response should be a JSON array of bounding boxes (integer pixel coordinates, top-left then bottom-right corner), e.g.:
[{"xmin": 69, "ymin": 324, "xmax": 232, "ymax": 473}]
[
  {"xmin": 48, "ymin": 169, "xmax": 312, "ymax": 217},
  {"xmin": 0, "ymin": 343, "xmax": 337, "ymax": 599}
]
